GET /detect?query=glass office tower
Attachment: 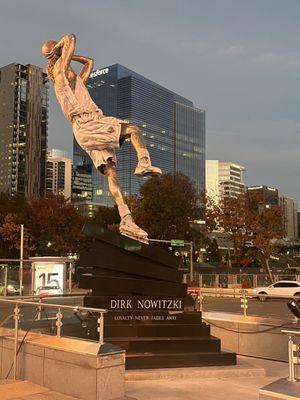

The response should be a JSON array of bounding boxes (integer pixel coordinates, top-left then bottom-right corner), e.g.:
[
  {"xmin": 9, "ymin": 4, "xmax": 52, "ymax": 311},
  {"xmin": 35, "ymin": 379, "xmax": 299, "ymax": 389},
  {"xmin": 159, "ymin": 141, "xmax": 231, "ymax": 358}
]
[
  {"xmin": 0, "ymin": 63, "xmax": 48, "ymax": 199},
  {"xmin": 73, "ymin": 64, "xmax": 205, "ymax": 205}
]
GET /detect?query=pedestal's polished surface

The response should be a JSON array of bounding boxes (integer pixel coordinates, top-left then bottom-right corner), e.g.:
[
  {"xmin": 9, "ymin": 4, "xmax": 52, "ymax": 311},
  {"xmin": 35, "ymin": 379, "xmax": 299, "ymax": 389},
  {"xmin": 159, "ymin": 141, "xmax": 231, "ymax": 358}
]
[{"xmin": 78, "ymin": 222, "xmax": 236, "ymax": 369}]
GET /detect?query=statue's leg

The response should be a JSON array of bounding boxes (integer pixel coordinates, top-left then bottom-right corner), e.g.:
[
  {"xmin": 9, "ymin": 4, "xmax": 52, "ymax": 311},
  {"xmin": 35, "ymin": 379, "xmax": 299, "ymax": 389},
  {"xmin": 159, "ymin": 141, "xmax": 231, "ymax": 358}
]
[
  {"xmin": 103, "ymin": 159, "xmax": 149, "ymax": 243},
  {"xmin": 120, "ymin": 124, "xmax": 162, "ymax": 177}
]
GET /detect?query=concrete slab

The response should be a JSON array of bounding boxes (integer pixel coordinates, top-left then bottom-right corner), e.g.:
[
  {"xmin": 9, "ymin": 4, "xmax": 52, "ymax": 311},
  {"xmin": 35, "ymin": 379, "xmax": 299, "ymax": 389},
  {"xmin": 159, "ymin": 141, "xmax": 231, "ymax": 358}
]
[
  {"xmin": 125, "ymin": 362, "xmax": 265, "ymax": 381},
  {"xmin": 0, "ymin": 380, "xmax": 48, "ymax": 400},
  {"xmin": 0, "ymin": 380, "xmax": 79, "ymax": 399},
  {"xmin": 259, "ymin": 377, "xmax": 300, "ymax": 400}
]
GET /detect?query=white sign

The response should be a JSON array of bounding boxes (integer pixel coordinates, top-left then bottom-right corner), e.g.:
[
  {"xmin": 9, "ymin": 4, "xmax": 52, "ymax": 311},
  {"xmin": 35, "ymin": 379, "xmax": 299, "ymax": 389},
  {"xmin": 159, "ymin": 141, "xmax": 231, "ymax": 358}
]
[
  {"xmin": 33, "ymin": 263, "xmax": 65, "ymax": 293},
  {"xmin": 90, "ymin": 68, "xmax": 109, "ymax": 78}
]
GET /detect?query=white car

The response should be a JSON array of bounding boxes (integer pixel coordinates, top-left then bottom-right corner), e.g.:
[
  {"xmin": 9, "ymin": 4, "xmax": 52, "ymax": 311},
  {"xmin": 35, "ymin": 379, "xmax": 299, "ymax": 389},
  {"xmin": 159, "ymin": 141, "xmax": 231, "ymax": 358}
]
[
  {"xmin": 253, "ymin": 280, "xmax": 300, "ymax": 301},
  {"xmin": 35, "ymin": 286, "xmax": 63, "ymax": 297}
]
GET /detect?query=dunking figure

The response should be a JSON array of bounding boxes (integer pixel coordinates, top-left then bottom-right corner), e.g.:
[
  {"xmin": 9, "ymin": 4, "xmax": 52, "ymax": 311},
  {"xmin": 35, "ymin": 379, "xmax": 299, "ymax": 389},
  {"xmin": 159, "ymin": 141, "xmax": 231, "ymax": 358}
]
[{"xmin": 42, "ymin": 34, "xmax": 161, "ymax": 244}]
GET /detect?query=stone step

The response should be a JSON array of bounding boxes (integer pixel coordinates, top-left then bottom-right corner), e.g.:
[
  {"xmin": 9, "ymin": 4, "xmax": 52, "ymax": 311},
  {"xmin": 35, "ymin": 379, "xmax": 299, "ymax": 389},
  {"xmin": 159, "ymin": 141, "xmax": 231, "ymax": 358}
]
[
  {"xmin": 80, "ymin": 274, "xmax": 187, "ymax": 297},
  {"xmin": 125, "ymin": 350, "xmax": 236, "ymax": 369},
  {"xmin": 105, "ymin": 322, "xmax": 211, "ymax": 338},
  {"xmin": 107, "ymin": 335, "xmax": 221, "ymax": 354}
]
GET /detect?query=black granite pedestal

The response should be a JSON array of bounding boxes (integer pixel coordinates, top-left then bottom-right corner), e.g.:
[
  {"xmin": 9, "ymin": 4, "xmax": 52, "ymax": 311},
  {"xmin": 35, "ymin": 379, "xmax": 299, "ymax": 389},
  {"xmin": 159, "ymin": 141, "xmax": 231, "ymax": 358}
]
[{"xmin": 78, "ymin": 222, "xmax": 236, "ymax": 369}]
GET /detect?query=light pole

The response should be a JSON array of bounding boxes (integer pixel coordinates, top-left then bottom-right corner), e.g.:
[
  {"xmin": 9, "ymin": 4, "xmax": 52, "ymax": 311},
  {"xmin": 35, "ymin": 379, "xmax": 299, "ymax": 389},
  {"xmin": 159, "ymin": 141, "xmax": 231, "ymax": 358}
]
[{"xmin": 19, "ymin": 224, "xmax": 24, "ymax": 296}]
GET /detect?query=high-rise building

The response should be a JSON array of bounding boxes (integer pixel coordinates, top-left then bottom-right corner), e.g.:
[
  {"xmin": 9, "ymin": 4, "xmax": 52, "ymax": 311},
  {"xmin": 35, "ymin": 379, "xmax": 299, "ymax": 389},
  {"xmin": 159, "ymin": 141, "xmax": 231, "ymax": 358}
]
[
  {"xmin": 219, "ymin": 162, "xmax": 245, "ymax": 198},
  {"xmin": 0, "ymin": 63, "xmax": 48, "ymax": 199},
  {"xmin": 46, "ymin": 149, "xmax": 72, "ymax": 200},
  {"xmin": 205, "ymin": 160, "xmax": 245, "ymax": 202},
  {"xmin": 205, "ymin": 160, "xmax": 219, "ymax": 203},
  {"xmin": 73, "ymin": 64, "xmax": 205, "ymax": 206},
  {"xmin": 247, "ymin": 185, "xmax": 279, "ymax": 212},
  {"xmin": 280, "ymin": 195, "xmax": 298, "ymax": 240}
]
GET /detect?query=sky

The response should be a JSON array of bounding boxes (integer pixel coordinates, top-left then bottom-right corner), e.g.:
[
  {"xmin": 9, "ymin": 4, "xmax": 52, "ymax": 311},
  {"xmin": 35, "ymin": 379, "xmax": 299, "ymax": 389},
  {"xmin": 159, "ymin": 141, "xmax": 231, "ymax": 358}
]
[{"xmin": 1, "ymin": 1, "xmax": 300, "ymax": 201}]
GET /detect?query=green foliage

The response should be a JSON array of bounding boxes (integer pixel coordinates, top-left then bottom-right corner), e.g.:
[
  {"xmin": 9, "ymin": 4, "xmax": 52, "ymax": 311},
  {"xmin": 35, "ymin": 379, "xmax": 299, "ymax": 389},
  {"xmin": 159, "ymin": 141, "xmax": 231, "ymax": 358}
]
[
  {"xmin": 92, "ymin": 205, "xmax": 120, "ymax": 228},
  {"xmin": 132, "ymin": 172, "xmax": 199, "ymax": 240}
]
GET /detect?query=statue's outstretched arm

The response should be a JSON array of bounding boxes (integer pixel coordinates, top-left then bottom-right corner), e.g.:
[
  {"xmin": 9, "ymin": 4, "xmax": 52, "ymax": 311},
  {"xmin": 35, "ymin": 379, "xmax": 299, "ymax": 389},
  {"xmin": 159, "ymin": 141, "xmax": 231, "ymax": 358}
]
[
  {"xmin": 52, "ymin": 33, "xmax": 76, "ymax": 73},
  {"xmin": 72, "ymin": 55, "xmax": 94, "ymax": 85}
]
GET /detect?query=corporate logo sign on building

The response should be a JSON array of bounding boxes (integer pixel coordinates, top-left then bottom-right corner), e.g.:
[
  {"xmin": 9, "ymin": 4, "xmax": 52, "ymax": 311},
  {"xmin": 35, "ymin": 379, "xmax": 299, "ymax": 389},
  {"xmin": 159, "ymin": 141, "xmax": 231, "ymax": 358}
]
[{"xmin": 90, "ymin": 68, "xmax": 109, "ymax": 79}]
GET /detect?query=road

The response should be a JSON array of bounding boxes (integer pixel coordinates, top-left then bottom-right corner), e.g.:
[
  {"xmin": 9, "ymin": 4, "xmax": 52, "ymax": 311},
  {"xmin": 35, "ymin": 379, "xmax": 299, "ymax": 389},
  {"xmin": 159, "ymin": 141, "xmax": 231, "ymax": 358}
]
[{"xmin": 202, "ymin": 297, "xmax": 294, "ymax": 319}]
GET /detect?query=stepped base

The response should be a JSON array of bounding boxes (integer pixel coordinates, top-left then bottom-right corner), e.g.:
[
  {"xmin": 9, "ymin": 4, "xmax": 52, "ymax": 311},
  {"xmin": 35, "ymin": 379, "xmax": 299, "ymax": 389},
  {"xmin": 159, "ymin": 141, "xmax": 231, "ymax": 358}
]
[
  {"xmin": 101, "ymin": 309, "xmax": 236, "ymax": 369},
  {"xmin": 126, "ymin": 351, "xmax": 236, "ymax": 370},
  {"xmin": 79, "ymin": 224, "xmax": 236, "ymax": 370}
]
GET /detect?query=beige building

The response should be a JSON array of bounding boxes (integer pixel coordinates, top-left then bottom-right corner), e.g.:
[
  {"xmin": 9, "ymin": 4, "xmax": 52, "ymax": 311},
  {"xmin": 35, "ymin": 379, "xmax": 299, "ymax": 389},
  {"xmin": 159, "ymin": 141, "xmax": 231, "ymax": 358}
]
[
  {"xmin": 46, "ymin": 149, "xmax": 72, "ymax": 200},
  {"xmin": 206, "ymin": 160, "xmax": 245, "ymax": 203},
  {"xmin": 280, "ymin": 195, "xmax": 298, "ymax": 240}
]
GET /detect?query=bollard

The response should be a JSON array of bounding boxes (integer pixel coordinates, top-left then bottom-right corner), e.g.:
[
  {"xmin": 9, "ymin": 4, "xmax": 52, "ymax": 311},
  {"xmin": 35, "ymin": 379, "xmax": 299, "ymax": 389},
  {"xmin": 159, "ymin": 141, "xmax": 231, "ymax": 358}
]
[
  {"xmin": 197, "ymin": 293, "xmax": 204, "ymax": 312},
  {"xmin": 287, "ymin": 334, "xmax": 298, "ymax": 382},
  {"xmin": 56, "ymin": 307, "xmax": 63, "ymax": 337},
  {"xmin": 240, "ymin": 293, "xmax": 248, "ymax": 317},
  {"xmin": 13, "ymin": 304, "xmax": 20, "ymax": 380}
]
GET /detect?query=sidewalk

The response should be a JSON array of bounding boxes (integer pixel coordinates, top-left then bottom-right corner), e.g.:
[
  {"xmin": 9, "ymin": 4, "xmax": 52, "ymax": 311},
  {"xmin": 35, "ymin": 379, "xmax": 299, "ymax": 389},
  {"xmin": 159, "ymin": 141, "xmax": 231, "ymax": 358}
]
[
  {"xmin": 0, "ymin": 356, "xmax": 289, "ymax": 400},
  {"xmin": 124, "ymin": 356, "xmax": 289, "ymax": 400}
]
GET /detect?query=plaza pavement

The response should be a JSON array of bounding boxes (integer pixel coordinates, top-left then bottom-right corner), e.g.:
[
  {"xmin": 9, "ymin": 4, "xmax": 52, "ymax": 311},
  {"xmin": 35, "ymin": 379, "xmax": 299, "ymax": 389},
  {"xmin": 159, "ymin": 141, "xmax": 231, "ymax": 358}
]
[{"xmin": 0, "ymin": 356, "xmax": 289, "ymax": 400}]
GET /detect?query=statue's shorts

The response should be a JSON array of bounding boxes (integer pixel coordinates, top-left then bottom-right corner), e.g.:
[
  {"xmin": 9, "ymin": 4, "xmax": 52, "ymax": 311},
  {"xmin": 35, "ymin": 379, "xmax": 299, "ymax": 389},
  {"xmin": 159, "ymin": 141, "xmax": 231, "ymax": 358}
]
[{"xmin": 72, "ymin": 112, "xmax": 124, "ymax": 174}]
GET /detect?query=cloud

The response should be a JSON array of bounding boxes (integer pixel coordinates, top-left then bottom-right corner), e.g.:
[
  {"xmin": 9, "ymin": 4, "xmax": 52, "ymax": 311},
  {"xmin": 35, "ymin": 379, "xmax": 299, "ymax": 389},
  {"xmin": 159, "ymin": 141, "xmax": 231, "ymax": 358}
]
[
  {"xmin": 253, "ymin": 51, "xmax": 300, "ymax": 69},
  {"xmin": 218, "ymin": 45, "xmax": 244, "ymax": 55}
]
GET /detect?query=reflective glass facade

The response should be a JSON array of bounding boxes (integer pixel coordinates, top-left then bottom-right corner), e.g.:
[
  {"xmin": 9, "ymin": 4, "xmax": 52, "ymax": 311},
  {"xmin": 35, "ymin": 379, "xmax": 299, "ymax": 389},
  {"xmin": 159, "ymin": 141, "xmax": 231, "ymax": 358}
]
[
  {"xmin": 0, "ymin": 63, "xmax": 48, "ymax": 199},
  {"xmin": 73, "ymin": 64, "xmax": 205, "ymax": 205}
]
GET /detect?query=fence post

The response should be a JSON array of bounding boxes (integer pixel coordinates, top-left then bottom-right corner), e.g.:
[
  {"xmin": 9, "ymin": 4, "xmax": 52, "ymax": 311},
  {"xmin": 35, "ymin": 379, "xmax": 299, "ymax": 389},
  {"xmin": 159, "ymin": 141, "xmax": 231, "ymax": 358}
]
[
  {"xmin": 215, "ymin": 275, "xmax": 219, "ymax": 288},
  {"xmin": 31, "ymin": 263, "xmax": 35, "ymax": 295},
  {"xmin": 4, "ymin": 266, "xmax": 8, "ymax": 296},
  {"xmin": 98, "ymin": 312, "xmax": 104, "ymax": 345},
  {"xmin": 198, "ymin": 274, "xmax": 202, "ymax": 289},
  {"xmin": 68, "ymin": 262, "xmax": 73, "ymax": 293},
  {"xmin": 253, "ymin": 274, "xmax": 258, "ymax": 288}
]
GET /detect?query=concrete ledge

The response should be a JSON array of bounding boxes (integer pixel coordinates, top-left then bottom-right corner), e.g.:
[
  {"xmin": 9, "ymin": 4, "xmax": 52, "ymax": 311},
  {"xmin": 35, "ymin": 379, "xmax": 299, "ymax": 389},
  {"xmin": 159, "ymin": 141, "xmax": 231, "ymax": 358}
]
[
  {"xmin": 260, "ymin": 378, "xmax": 300, "ymax": 400},
  {"xmin": 203, "ymin": 312, "xmax": 300, "ymax": 361},
  {"xmin": 0, "ymin": 328, "xmax": 125, "ymax": 400}
]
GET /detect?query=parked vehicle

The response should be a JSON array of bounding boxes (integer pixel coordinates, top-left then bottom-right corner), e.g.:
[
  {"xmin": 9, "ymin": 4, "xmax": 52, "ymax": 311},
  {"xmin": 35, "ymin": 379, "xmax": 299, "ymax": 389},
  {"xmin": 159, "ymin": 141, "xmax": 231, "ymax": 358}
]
[
  {"xmin": 35, "ymin": 286, "xmax": 63, "ymax": 297},
  {"xmin": 0, "ymin": 280, "xmax": 21, "ymax": 296},
  {"xmin": 253, "ymin": 280, "xmax": 300, "ymax": 301}
]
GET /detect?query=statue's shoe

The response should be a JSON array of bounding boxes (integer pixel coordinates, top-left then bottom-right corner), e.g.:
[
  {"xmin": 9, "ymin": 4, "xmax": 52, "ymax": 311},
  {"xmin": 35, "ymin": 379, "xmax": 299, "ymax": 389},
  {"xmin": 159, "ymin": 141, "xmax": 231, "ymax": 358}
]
[
  {"xmin": 119, "ymin": 218, "xmax": 149, "ymax": 244},
  {"xmin": 134, "ymin": 163, "xmax": 162, "ymax": 177}
]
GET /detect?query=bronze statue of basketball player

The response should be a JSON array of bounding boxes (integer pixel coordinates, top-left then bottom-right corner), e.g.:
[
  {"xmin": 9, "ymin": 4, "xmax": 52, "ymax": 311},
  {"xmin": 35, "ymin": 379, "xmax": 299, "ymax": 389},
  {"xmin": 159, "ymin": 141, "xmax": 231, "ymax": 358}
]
[{"xmin": 42, "ymin": 34, "xmax": 161, "ymax": 244}]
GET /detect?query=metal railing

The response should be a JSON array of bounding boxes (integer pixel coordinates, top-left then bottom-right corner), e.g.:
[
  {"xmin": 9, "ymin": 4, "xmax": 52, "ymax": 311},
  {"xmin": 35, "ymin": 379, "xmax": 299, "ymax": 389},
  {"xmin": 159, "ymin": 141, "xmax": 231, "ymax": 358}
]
[
  {"xmin": 184, "ymin": 273, "xmax": 300, "ymax": 289},
  {"xmin": 0, "ymin": 297, "xmax": 107, "ymax": 380},
  {"xmin": 190, "ymin": 288, "xmax": 300, "ymax": 318},
  {"xmin": 281, "ymin": 329, "xmax": 300, "ymax": 382}
]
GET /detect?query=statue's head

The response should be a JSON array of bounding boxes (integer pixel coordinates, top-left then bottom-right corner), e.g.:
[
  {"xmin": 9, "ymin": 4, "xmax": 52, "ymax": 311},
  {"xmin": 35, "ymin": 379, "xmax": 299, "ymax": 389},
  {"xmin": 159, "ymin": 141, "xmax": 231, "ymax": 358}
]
[
  {"xmin": 41, "ymin": 40, "xmax": 59, "ymax": 59},
  {"xmin": 42, "ymin": 40, "xmax": 60, "ymax": 81}
]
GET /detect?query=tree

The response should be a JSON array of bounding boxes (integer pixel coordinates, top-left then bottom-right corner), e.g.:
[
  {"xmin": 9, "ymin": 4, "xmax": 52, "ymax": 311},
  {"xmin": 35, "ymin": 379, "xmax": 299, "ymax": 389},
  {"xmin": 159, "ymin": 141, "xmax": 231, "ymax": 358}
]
[
  {"xmin": 27, "ymin": 195, "xmax": 86, "ymax": 256},
  {"xmin": 0, "ymin": 194, "xmax": 86, "ymax": 257},
  {"xmin": 203, "ymin": 192, "xmax": 283, "ymax": 279},
  {"xmin": 131, "ymin": 172, "xmax": 199, "ymax": 240},
  {"xmin": 0, "ymin": 213, "xmax": 34, "ymax": 258},
  {"xmin": 92, "ymin": 205, "xmax": 120, "ymax": 228}
]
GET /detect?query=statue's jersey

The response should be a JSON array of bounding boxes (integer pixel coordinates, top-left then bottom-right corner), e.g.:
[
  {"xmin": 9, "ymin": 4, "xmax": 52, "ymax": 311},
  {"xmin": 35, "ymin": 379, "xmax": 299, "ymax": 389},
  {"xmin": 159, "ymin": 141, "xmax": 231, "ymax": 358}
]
[{"xmin": 54, "ymin": 75, "xmax": 123, "ymax": 167}]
